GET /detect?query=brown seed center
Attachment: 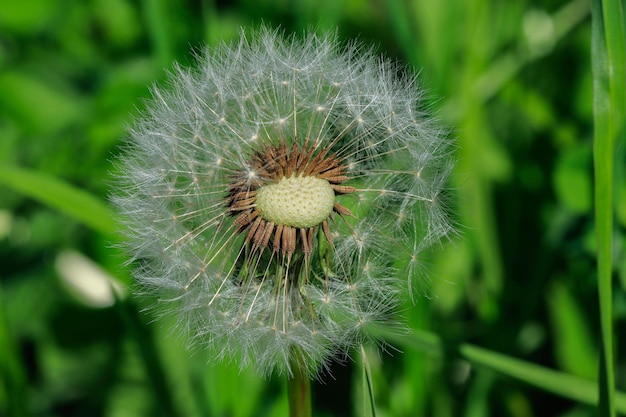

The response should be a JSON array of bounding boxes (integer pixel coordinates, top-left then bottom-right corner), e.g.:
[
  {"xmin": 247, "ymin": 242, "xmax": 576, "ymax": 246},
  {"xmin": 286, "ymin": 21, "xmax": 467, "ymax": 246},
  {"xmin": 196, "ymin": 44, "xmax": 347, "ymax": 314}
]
[{"xmin": 226, "ymin": 141, "xmax": 356, "ymax": 258}]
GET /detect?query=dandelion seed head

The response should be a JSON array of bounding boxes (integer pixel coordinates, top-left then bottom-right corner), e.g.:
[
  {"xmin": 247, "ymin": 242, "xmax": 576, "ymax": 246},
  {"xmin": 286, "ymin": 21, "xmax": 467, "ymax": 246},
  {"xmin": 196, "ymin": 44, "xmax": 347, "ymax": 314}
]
[{"xmin": 112, "ymin": 26, "xmax": 455, "ymax": 378}]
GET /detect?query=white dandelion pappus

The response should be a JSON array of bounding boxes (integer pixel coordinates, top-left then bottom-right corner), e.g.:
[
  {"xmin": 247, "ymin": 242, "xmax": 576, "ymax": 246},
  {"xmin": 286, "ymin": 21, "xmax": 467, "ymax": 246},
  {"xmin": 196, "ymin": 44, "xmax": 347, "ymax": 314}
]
[{"xmin": 112, "ymin": 26, "xmax": 454, "ymax": 378}]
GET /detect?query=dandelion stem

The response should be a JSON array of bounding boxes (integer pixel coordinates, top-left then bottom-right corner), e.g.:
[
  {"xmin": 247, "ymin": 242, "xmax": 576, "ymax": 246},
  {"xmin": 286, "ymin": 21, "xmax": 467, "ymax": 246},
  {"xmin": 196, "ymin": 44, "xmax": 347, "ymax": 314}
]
[{"xmin": 287, "ymin": 351, "xmax": 312, "ymax": 417}]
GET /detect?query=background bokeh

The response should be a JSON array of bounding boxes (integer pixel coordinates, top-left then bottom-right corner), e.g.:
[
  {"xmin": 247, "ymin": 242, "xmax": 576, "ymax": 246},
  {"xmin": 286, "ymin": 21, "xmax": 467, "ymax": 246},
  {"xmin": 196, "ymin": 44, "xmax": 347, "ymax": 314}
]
[{"xmin": 1, "ymin": 0, "xmax": 624, "ymax": 416}]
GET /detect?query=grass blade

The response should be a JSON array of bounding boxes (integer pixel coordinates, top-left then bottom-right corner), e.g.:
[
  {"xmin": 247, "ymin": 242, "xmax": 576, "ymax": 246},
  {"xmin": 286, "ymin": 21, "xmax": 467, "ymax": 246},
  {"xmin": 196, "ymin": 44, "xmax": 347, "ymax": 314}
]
[
  {"xmin": 374, "ymin": 327, "xmax": 626, "ymax": 413},
  {"xmin": 0, "ymin": 166, "xmax": 116, "ymax": 235},
  {"xmin": 142, "ymin": 0, "xmax": 173, "ymax": 68},
  {"xmin": 360, "ymin": 345, "xmax": 377, "ymax": 417},
  {"xmin": 458, "ymin": 344, "xmax": 626, "ymax": 412},
  {"xmin": 0, "ymin": 287, "xmax": 29, "ymax": 417},
  {"xmin": 591, "ymin": 0, "xmax": 625, "ymax": 415},
  {"xmin": 114, "ymin": 298, "xmax": 180, "ymax": 417}
]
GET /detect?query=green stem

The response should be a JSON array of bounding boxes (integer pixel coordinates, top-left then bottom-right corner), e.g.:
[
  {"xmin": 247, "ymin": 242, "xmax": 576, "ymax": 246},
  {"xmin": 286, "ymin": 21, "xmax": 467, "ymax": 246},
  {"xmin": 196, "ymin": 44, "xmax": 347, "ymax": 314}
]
[{"xmin": 287, "ymin": 353, "xmax": 312, "ymax": 417}]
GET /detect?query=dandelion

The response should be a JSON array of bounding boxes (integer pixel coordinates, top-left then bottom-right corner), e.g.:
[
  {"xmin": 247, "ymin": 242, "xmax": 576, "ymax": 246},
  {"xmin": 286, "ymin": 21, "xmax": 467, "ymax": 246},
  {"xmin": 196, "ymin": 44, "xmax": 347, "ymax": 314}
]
[{"xmin": 112, "ymin": 26, "xmax": 454, "ymax": 384}]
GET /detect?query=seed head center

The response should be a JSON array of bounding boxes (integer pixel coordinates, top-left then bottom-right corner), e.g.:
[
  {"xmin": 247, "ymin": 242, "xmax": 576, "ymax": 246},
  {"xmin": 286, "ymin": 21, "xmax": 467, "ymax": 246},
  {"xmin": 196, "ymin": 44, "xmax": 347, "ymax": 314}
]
[{"xmin": 256, "ymin": 174, "xmax": 335, "ymax": 228}]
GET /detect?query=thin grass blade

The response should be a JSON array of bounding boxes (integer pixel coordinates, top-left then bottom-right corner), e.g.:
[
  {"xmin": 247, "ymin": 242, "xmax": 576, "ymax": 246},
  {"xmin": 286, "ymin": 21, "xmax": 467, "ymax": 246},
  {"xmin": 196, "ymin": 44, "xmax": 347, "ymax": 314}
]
[
  {"xmin": 361, "ymin": 345, "xmax": 377, "ymax": 417},
  {"xmin": 591, "ymin": 0, "xmax": 625, "ymax": 415},
  {"xmin": 0, "ymin": 166, "xmax": 115, "ymax": 235},
  {"xmin": 375, "ymin": 327, "xmax": 626, "ymax": 413}
]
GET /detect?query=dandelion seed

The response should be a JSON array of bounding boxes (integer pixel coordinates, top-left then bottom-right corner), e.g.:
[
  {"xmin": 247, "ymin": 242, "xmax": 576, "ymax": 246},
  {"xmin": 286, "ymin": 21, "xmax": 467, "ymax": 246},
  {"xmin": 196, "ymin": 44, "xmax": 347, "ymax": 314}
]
[{"xmin": 112, "ymin": 26, "xmax": 454, "ymax": 378}]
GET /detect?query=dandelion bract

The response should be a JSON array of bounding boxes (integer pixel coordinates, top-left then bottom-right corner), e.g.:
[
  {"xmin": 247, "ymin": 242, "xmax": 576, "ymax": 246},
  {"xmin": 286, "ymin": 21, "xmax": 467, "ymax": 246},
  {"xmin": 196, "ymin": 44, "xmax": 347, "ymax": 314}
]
[{"xmin": 112, "ymin": 26, "xmax": 455, "ymax": 377}]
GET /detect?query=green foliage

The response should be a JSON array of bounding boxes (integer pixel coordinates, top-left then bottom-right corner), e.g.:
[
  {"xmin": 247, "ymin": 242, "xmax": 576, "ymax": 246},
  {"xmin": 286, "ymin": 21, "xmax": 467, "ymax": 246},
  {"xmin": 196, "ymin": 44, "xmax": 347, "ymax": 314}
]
[{"xmin": 0, "ymin": 0, "xmax": 623, "ymax": 416}]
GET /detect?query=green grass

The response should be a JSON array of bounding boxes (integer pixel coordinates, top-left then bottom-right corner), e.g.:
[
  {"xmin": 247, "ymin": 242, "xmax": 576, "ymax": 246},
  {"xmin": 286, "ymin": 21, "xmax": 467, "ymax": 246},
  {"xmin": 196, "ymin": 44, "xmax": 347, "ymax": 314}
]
[
  {"xmin": 592, "ymin": 0, "xmax": 625, "ymax": 415},
  {"xmin": 0, "ymin": 0, "xmax": 624, "ymax": 416}
]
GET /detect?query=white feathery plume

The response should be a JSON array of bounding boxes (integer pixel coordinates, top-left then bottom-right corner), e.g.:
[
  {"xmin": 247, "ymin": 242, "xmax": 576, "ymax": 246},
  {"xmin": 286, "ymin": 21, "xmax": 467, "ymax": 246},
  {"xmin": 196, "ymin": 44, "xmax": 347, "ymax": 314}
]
[{"xmin": 112, "ymin": 26, "xmax": 455, "ymax": 378}]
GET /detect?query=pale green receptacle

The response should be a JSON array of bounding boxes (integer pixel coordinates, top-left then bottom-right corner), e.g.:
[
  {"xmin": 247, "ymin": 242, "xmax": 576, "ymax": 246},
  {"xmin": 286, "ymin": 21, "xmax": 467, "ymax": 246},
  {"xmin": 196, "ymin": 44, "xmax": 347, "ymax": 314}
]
[{"xmin": 256, "ymin": 174, "xmax": 335, "ymax": 228}]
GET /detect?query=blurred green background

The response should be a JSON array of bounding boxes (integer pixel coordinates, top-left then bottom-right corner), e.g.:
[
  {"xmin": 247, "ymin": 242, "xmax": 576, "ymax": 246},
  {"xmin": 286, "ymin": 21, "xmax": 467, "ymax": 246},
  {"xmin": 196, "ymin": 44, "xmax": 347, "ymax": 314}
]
[{"xmin": 0, "ymin": 0, "xmax": 624, "ymax": 416}]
